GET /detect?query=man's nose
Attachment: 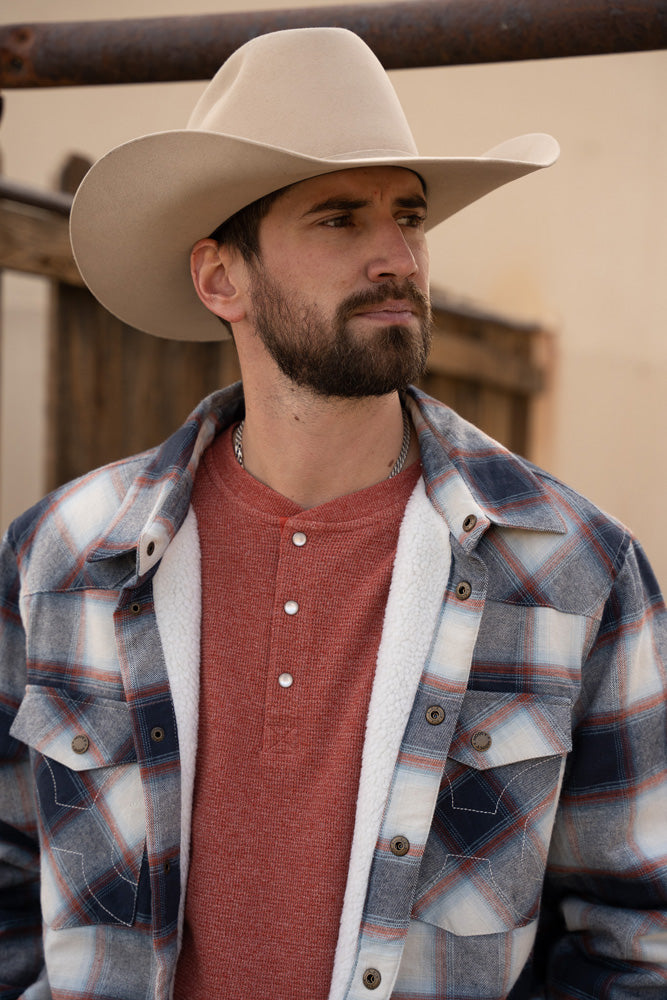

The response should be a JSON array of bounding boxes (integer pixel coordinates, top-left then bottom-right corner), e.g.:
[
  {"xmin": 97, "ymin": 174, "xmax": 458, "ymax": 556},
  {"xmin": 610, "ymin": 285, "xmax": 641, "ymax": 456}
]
[{"xmin": 365, "ymin": 223, "xmax": 419, "ymax": 283}]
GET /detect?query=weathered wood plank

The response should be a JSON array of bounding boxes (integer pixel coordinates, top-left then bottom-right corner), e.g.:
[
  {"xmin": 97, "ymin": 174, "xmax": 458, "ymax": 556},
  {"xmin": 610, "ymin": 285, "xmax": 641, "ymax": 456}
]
[
  {"xmin": 47, "ymin": 280, "xmax": 239, "ymax": 487},
  {"xmin": 427, "ymin": 325, "xmax": 544, "ymax": 395},
  {"xmin": 0, "ymin": 201, "xmax": 83, "ymax": 285},
  {"xmin": 45, "ymin": 154, "xmax": 240, "ymax": 486}
]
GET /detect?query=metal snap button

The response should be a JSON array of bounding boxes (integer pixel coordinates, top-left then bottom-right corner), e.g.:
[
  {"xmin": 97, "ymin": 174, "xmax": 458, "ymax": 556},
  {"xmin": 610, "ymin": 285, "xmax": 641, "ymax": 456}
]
[
  {"xmin": 471, "ymin": 730, "xmax": 492, "ymax": 752},
  {"xmin": 284, "ymin": 600, "xmax": 299, "ymax": 615},
  {"xmin": 390, "ymin": 835, "xmax": 410, "ymax": 857},
  {"xmin": 363, "ymin": 968, "xmax": 382, "ymax": 990},
  {"xmin": 462, "ymin": 514, "xmax": 477, "ymax": 532},
  {"xmin": 425, "ymin": 705, "xmax": 445, "ymax": 726},
  {"xmin": 455, "ymin": 581, "xmax": 472, "ymax": 601},
  {"xmin": 292, "ymin": 531, "xmax": 307, "ymax": 547},
  {"xmin": 71, "ymin": 734, "xmax": 89, "ymax": 754},
  {"xmin": 151, "ymin": 726, "xmax": 165, "ymax": 743},
  {"xmin": 146, "ymin": 541, "xmax": 155, "ymax": 556},
  {"xmin": 278, "ymin": 672, "xmax": 294, "ymax": 688},
  {"xmin": 130, "ymin": 602, "xmax": 142, "ymax": 615}
]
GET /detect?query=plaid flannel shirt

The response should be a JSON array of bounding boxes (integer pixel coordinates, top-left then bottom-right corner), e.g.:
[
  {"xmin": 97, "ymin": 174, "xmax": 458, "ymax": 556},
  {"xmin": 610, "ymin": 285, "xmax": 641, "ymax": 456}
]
[{"xmin": 1, "ymin": 383, "xmax": 665, "ymax": 999}]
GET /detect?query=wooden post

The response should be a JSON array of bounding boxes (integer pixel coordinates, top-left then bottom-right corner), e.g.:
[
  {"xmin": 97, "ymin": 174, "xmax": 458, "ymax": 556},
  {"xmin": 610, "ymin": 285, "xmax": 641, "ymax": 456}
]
[
  {"xmin": 421, "ymin": 291, "xmax": 554, "ymax": 460},
  {"xmin": 47, "ymin": 155, "xmax": 240, "ymax": 489}
]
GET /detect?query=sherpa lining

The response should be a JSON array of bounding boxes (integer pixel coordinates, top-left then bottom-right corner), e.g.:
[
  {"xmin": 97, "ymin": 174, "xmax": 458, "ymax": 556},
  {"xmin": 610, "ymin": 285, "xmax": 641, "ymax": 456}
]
[
  {"xmin": 153, "ymin": 505, "xmax": 201, "ymax": 972},
  {"xmin": 328, "ymin": 477, "xmax": 451, "ymax": 999}
]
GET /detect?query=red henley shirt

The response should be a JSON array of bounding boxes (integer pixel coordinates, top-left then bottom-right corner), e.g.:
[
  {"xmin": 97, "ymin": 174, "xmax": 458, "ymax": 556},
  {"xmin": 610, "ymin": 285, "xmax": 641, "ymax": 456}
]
[{"xmin": 174, "ymin": 425, "xmax": 420, "ymax": 998}]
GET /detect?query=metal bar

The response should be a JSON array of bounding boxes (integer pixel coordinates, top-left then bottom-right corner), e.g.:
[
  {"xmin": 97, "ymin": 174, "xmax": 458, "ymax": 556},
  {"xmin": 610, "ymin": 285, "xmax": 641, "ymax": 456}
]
[{"xmin": 1, "ymin": 0, "xmax": 666, "ymax": 89}]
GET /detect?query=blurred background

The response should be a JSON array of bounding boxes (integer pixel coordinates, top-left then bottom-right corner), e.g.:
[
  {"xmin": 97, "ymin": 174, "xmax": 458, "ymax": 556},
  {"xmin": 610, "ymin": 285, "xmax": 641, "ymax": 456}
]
[{"xmin": 1, "ymin": 0, "xmax": 665, "ymax": 585}]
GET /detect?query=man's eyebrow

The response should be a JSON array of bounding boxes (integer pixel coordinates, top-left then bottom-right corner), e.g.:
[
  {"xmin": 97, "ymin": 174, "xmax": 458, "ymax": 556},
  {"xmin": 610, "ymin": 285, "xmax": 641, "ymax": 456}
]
[
  {"xmin": 395, "ymin": 194, "xmax": 428, "ymax": 212},
  {"xmin": 301, "ymin": 197, "xmax": 370, "ymax": 217},
  {"xmin": 301, "ymin": 192, "xmax": 428, "ymax": 217}
]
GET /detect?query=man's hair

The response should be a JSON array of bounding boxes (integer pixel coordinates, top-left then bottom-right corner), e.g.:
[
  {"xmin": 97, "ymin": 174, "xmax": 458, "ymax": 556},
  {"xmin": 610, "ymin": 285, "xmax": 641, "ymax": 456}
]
[
  {"xmin": 208, "ymin": 187, "xmax": 291, "ymax": 262},
  {"xmin": 207, "ymin": 186, "xmax": 289, "ymax": 335}
]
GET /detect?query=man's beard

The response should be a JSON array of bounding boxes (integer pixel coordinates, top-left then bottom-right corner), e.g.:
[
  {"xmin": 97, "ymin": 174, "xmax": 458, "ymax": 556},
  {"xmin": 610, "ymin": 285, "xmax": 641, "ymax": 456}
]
[{"xmin": 248, "ymin": 268, "xmax": 433, "ymax": 399}]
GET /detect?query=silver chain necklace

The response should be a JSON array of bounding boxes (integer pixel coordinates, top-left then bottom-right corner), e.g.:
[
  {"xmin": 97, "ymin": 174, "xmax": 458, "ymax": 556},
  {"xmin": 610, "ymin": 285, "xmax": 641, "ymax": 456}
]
[{"xmin": 233, "ymin": 407, "xmax": 411, "ymax": 479}]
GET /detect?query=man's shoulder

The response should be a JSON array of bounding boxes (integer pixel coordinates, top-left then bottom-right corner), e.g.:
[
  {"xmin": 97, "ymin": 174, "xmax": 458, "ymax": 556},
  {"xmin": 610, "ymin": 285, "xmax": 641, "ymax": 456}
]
[
  {"xmin": 5, "ymin": 448, "xmax": 159, "ymax": 576},
  {"xmin": 7, "ymin": 383, "xmax": 244, "ymax": 560},
  {"xmin": 411, "ymin": 388, "xmax": 637, "ymax": 601},
  {"xmin": 412, "ymin": 386, "xmax": 626, "ymax": 531}
]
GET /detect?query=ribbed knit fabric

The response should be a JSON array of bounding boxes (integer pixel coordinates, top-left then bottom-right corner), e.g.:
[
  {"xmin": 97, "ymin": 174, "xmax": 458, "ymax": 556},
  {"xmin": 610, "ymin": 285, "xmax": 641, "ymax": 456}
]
[{"xmin": 173, "ymin": 425, "xmax": 421, "ymax": 999}]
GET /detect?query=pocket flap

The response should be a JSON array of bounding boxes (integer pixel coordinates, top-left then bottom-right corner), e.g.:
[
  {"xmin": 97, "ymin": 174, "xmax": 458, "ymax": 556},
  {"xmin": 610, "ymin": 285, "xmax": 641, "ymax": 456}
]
[
  {"xmin": 10, "ymin": 685, "xmax": 137, "ymax": 771},
  {"xmin": 448, "ymin": 691, "xmax": 572, "ymax": 770}
]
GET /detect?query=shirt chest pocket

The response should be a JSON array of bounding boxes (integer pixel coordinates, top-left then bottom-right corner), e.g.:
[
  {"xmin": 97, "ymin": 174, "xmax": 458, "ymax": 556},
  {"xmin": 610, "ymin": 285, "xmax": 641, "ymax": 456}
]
[
  {"xmin": 412, "ymin": 690, "xmax": 572, "ymax": 937},
  {"xmin": 10, "ymin": 684, "xmax": 147, "ymax": 930}
]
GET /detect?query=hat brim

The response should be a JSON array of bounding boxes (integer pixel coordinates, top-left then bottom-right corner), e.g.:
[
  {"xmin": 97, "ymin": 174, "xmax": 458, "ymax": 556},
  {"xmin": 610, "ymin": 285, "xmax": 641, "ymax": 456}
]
[{"xmin": 70, "ymin": 130, "xmax": 559, "ymax": 342}]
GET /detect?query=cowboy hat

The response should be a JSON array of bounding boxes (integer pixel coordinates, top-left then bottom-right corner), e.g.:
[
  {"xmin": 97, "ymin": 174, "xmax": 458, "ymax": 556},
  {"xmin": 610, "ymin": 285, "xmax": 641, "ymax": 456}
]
[{"xmin": 70, "ymin": 27, "xmax": 559, "ymax": 342}]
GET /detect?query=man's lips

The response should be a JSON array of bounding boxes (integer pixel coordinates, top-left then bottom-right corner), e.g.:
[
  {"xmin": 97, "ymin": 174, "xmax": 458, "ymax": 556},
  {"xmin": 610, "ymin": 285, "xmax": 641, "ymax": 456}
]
[{"xmin": 354, "ymin": 300, "xmax": 417, "ymax": 320}]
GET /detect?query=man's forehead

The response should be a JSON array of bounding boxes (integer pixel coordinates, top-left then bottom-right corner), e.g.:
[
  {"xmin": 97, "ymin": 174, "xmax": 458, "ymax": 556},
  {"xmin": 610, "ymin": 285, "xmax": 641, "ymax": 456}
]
[{"xmin": 277, "ymin": 165, "xmax": 427, "ymax": 206}]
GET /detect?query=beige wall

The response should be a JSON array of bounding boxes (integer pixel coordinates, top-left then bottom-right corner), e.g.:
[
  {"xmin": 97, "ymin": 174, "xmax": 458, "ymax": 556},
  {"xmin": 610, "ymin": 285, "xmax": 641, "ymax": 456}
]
[{"xmin": 1, "ymin": 0, "xmax": 666, "ymax": 586}]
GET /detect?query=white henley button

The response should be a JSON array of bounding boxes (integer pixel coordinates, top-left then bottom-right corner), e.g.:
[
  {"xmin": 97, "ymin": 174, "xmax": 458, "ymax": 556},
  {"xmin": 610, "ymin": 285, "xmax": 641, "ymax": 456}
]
[
  {"xmin": 284, "ymin": 600, "xmax": 299, "ymax": 615},
  {"xmin": 292, "ymin": 531, "xmax": 307, "ymax": 547},
  {"xmin": 278, "ymin": 672, "xmax": 294, "ymax": 688}
]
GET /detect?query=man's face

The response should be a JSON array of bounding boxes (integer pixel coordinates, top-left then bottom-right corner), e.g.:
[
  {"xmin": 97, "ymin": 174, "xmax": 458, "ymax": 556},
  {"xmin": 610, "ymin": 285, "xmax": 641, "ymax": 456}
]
[{"xmin": 244, "ymin": 166, "xmax": 432, "ymax": 398}]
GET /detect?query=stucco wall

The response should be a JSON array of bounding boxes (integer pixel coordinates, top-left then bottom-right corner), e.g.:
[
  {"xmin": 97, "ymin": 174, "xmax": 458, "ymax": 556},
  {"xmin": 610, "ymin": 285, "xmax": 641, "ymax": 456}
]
[{"xmin": 1, "ymin": 0, "xmax": 665, "ymax": 586}]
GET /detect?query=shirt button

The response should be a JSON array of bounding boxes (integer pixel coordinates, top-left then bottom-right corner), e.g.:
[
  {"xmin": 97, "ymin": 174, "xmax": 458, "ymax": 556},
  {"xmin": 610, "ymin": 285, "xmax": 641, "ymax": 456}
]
[
  {"xmin": 471, "ymin": 730, "xmax": 492, "ymax": 752},
  {"xmin": 278, "ymin": 672, "xmax": 294, "ymax": 688},
  {"xmin": 390, "ymin": 835, "xmax": 410, "ymax": 856},
  {"xmin": 462, "ymin": 514, "xmax": 477, "ymax": 532},
  {"xmin": 146, "ymin": 540, "xmax": 156, "ymax": 556},
  {"xmin": 292, "ymin": 531, "xmax": 307, "ymax": 547},
  {"xmin": 426, "ymin": 705, "xmax": 445, "ymax": 725},
  {"xmin": 455, "ymin": 581, "xmax": 472, "ymax": 601},
  {"xmin": 71, "ymin": 734, "xmax": 89, "ymax": 754},
  {"xmin": 363, "ymin": 968, "xmax": 382, "ymax": 990},
  {"xmin": 151, "ymin": 726, "xmax": 166, "ymax": 743},
  {"xmin": 284, "ymin": 600, "xmax": 299, "ymax": 615}
]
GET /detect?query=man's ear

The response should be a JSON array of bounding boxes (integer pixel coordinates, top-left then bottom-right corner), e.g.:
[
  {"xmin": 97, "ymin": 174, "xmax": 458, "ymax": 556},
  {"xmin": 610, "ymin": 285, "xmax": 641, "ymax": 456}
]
[{"xmin": 190, "ymin": 239, "xmax": 248, "ymax": 326}]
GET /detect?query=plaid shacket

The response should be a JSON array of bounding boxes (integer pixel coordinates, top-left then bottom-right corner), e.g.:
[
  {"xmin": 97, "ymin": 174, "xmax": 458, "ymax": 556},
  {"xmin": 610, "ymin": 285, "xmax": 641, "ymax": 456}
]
[{"xmin": 1, "ymin": 383, "xmax": 666, "ymax": 1000}]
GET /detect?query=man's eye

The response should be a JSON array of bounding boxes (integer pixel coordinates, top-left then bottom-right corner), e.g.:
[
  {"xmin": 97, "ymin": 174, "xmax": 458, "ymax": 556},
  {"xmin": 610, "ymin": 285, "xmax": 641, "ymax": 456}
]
[
  {"xmin": 321, "ymin": 215, "xmax": 352, "ymax": 228},
  {"xmin": 398, "ymin": 213, "xmax": 426, "ymax": 228}
]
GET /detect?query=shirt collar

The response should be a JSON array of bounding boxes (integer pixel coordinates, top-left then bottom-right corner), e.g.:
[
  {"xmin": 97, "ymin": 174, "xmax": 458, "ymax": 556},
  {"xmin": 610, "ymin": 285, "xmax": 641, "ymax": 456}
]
[
  {"xmin": 405, "ymin": 386, "xmax": 566, "ymax": 546},
  {"xmin": 85, "ymin": 382, "xmax": 564, "ymax": 586},
  {"xmin": 85, "ymin": 382, "xmax": 244, "ymax": 585}
]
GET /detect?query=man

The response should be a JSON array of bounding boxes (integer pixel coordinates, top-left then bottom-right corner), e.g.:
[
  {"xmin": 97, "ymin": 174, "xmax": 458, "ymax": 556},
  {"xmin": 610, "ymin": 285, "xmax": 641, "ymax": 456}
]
[{"xmin": 0, "ymin": 26, "xmax": 665, "ymax": 1000}]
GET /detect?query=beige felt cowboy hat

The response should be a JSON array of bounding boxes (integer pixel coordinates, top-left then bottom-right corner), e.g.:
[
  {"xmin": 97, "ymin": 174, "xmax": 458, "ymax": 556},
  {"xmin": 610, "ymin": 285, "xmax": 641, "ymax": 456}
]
[{"xmin": 70, "ymin": 27, "xmax": 559, "ymax": 342}]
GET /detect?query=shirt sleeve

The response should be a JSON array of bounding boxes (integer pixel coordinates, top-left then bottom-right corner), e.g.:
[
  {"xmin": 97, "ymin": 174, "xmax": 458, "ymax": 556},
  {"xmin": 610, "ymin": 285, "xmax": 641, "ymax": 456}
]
[
  {"xmin": 534, "ymin": 537, "xmax": 667, "ymax": 997},
  {"xmin": 0, "ymin": 530, "xmax": 44, "ymax": 997}
]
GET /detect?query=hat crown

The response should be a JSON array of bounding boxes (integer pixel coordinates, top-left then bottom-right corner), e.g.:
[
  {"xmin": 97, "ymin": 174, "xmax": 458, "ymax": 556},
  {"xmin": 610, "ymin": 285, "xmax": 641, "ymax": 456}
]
[{"xmin": 187, "ymin": 28, "xmax": 419, "ymax": 160}]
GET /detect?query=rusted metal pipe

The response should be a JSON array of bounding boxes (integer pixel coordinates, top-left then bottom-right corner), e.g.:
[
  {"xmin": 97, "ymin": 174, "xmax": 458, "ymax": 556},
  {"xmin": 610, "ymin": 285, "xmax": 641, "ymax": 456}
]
[{"xmin": 1, "ymin": 0, "xmax": 666, "ymax": 88}]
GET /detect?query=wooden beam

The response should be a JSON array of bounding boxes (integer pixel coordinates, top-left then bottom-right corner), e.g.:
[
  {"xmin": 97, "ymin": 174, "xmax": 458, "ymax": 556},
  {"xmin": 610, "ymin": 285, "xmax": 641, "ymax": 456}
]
[
  {"xmin": 0, "ymin": 200, "xmax": 83, "ymax": 285},
  {"xmin": 428, "ymin": 325, "xmax": 544, "ymax": 394},
  {"xmin": 0, "ymin": 177, "xmax": 72, "ymax": 215}
]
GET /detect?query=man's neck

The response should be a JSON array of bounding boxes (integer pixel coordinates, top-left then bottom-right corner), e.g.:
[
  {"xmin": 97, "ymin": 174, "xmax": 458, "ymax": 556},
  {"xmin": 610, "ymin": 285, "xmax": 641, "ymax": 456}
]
[{"xmin": 237, "ymin": 373, "xmax": 419, "ymax": 509}]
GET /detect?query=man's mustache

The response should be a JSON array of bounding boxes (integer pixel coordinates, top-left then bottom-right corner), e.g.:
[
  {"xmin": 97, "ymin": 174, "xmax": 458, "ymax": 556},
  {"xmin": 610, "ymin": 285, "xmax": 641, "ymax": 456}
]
[{"xmin": 336, "ymin": 281, "xmax": 431, "ymax": 323}]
